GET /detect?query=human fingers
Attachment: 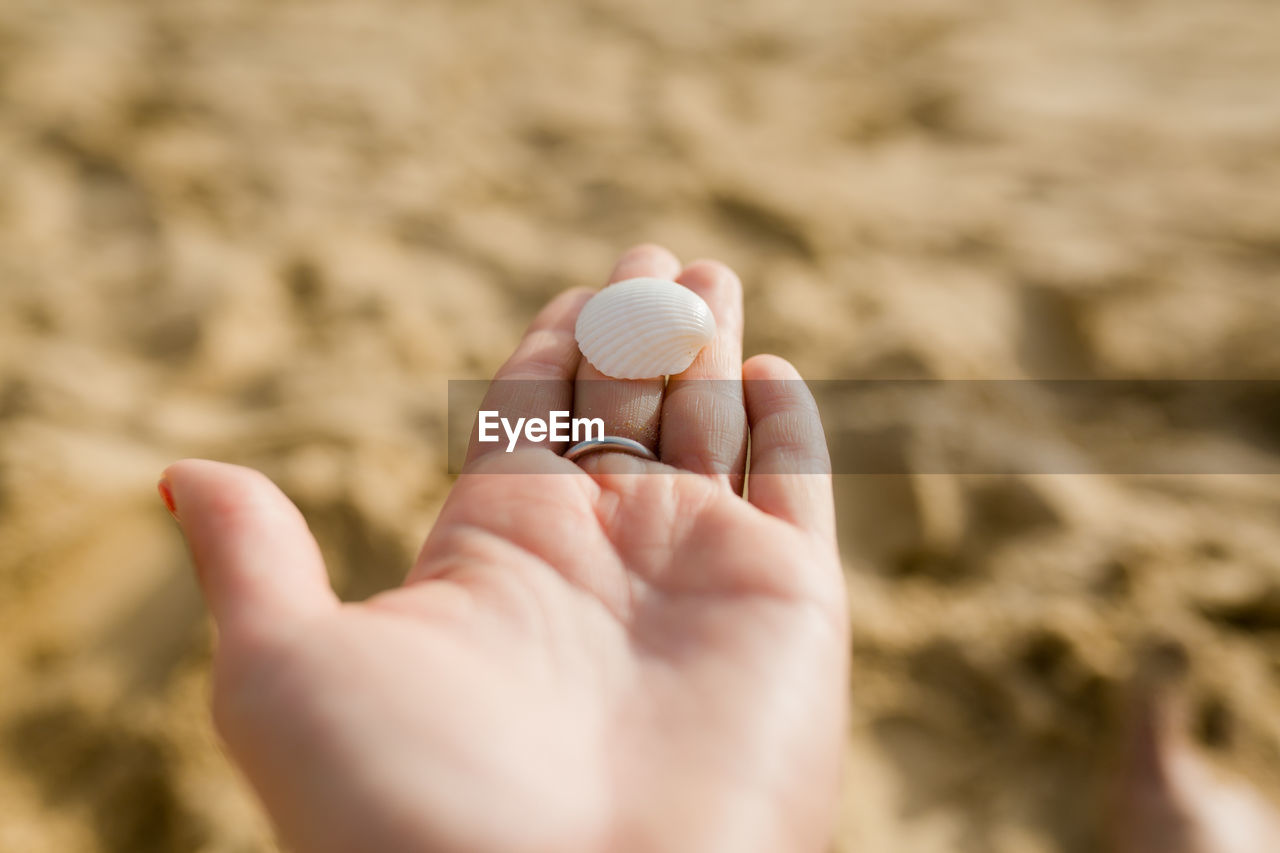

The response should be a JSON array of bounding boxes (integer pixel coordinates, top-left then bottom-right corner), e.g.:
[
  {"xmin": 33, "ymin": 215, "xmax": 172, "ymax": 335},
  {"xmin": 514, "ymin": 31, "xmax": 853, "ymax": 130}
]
[
  {"xmin": 161, "ymin": 459, "xmax": 338, "ymax": 642},
  {"xmin": 572, "ymin": 244, "xmax": 680, "ymax": 472},
  {"xmin": 742, "ymin": 354, "xmax": 835, "ymax": 543},
  {"xmin": 464, "ymin": 287, "xmax": 592, "ymax": 468},
  {"xmin": 660, "ymin": 259, "xmax": 747, "ymax": 491}
]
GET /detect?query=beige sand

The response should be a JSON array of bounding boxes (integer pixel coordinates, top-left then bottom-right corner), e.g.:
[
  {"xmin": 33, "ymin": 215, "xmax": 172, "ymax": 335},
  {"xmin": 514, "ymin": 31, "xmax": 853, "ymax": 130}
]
[{"xmin": 1, "ymin": 0, "xmax": 1278, "ymax": 850}]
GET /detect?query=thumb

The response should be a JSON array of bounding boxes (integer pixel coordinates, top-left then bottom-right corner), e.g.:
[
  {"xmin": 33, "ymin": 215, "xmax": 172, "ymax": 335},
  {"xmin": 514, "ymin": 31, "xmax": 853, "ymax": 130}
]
[{"xmin": 160, "ymin": 459, "xmax": 338, "ymax": 638}]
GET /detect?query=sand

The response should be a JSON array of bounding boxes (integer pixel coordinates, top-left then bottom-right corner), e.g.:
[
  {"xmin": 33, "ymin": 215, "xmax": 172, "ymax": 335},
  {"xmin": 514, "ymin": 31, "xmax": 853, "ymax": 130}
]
[{"xmin": 0, "ymin": 0, "xmax": 1278, "ymax": 850}]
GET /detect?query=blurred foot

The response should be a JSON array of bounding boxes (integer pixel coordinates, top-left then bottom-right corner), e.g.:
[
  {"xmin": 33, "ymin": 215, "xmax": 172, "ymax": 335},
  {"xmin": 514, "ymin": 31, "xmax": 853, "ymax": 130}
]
[{"xmin": 1112, "ymin": 644, "xmax": 1280, "ymax": 853}]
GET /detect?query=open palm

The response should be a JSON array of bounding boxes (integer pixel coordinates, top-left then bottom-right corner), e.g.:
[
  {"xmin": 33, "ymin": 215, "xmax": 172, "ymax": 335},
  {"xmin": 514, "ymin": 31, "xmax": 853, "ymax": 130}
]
[{"xmin": 165, "ymin": 245, "xmax": 848, "ymax": 853}]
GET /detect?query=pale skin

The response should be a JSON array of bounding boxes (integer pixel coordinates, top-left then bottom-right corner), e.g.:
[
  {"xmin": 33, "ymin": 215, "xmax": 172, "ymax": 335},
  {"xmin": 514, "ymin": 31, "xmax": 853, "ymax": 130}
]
[{"xmin": 162, "ymin": 244, "xmax": 849, "ymax": 853}]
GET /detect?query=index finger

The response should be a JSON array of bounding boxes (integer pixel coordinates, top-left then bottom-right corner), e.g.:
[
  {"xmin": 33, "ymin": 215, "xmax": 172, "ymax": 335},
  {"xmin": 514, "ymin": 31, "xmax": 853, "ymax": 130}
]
[{"xmin": 464, "ymin": 288, "xmax": 592, "ymax": 468}]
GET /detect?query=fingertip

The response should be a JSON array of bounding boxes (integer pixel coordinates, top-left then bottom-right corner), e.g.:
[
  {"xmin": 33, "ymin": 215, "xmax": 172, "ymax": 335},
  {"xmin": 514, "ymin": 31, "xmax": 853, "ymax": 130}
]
[
  {"xmin": 627, "ymin": 242, "xmax": 680, "ymax": 263},
  {"xmin": 164, "ymin": 457, "xmax": 266, "ymax": 492},
  {"xmin": 163, "ymin": 459, "xmax": 337, "ymax": 638},
  {"xmin": 678, "ymin": 259, "xmax": 743, "ymax": 336},
  {"xmin": 161, "ymin": 458, "xmax": 232, "ymax": 522},
  {"xmin": 165, "ymin": 459, "xmax": 294, "ymax": 532},
  {"xmin": 743, "ymin": 353, "xmax": 802, "ymax": 382},
  {"xmin": 161, "ymin": 456, "xmax": 209, "ymax": 485},
  {"xmin": 157, "ymin": 476, "xmax": 178, "ymax": 520},
  {"xmin": 682, "ymin": 258, "xmax": 740, "ymax": 287},
  {"xmin": 557, "ymin": 284, "xmax": 596, "ymax": 304},
  {"xmin": 610, "ymin": 243, "xmax": 682, "ymax": 283}
]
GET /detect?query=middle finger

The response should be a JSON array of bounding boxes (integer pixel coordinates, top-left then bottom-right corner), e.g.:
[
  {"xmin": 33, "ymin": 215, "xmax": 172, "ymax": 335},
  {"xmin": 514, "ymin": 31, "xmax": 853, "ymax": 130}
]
[{"xmin": 572, "ymin": 244, "xmax": 680, "ymax": 457}]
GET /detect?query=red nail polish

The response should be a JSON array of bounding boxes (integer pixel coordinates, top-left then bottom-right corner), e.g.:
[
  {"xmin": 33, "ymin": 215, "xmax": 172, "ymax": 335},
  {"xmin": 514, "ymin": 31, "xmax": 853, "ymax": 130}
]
[{"xmin": 158, "ymin": 478, "xmax": 179, "ymax": 521}]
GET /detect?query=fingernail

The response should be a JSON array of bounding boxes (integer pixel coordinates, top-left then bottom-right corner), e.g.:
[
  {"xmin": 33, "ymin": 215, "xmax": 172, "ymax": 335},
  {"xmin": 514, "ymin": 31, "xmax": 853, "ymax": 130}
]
[{"xmin": 157, "ymin": 477, "xmax": 179, "ymax": 522}]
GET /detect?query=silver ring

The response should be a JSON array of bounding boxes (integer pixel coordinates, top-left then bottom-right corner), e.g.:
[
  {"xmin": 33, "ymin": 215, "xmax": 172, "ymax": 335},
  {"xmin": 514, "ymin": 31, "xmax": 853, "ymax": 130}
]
[{"xmin": 564, "ymin": 436, "xmax": 658, "ymax": 463}]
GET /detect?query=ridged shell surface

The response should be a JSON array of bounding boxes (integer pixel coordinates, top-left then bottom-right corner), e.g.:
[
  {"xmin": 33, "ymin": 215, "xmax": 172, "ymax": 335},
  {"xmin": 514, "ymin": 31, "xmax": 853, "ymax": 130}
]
[{"xmin": 575, "ymin": 278, "xmax": 717, "ymax": 379}]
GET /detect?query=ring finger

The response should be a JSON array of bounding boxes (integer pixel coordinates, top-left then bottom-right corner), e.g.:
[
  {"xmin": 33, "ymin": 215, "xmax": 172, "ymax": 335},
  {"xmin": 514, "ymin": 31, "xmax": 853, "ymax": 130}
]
[{"xmin": 660, "ymin": 260, "xmax": 747, "ymax": 491}]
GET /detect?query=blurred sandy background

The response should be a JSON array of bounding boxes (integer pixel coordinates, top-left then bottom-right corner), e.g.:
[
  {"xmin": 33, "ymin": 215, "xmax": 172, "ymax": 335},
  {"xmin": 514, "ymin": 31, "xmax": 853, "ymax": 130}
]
[{"xmin": 1, "ymin": 0, "xmax": 1279, "ymax": 850}]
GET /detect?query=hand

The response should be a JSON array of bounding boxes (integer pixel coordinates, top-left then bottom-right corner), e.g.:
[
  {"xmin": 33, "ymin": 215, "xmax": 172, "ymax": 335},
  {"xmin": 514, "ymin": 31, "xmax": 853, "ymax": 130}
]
[{"xmin": 163, "ymin": 244, "xmax": 849, "ymax": 853}]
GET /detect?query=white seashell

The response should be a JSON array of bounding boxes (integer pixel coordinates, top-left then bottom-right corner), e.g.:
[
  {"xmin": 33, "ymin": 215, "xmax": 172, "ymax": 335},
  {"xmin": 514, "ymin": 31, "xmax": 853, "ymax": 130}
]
[{"xmin": 575, "ymin": 277, "xmax": 717, "ymax": 379}]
